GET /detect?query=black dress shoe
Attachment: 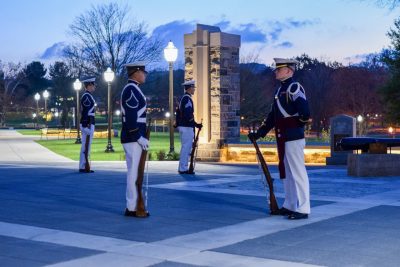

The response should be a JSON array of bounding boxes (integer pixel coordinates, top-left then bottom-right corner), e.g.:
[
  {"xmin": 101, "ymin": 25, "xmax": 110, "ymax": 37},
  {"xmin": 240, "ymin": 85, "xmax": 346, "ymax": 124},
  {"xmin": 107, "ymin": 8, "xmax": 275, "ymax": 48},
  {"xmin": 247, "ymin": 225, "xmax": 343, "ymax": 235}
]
[
  {"xmin": 288, "ymin": 212, "xmax": 308, "ymax": 220},
  {"xmin": 278, "ymin": 207, "xmax": 294, "ymax": 216},
  {"xmin": 124, "ymin": 208, "xmax": 137, "ymax": 217},
  {"xmin": 187, "ymin": 171, "xmax": 195, "ymax": 175},
  {"xmin": 79, "ymin": 169, "xmax": 94, "ymax": 173},
  {"xmin": 178, "ymin": 170, "xmax": 189, "ymax": 174},
  {"xmin": 124, "ymin": 208, "xmax": 150, "ymax": 217}
]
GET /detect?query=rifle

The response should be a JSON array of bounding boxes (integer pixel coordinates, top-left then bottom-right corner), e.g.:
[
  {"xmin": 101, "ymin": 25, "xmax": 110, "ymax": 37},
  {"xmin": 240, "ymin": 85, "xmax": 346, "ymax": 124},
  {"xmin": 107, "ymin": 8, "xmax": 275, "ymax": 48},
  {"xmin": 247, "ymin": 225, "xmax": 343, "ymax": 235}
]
[
  {"xmin": 188, "ymin": 119, "xmax": 203, "ymax": 174},
  {"xmin": 135, "ymin": 120, "xmax": 151, "ymax": 217},
  {"xmin": 84, "ymin": 131, "xmax": 91, "ymax": 172},
  {"xmin": 249, "ymin": 136, "xmax": 280, "ymax": 215}
]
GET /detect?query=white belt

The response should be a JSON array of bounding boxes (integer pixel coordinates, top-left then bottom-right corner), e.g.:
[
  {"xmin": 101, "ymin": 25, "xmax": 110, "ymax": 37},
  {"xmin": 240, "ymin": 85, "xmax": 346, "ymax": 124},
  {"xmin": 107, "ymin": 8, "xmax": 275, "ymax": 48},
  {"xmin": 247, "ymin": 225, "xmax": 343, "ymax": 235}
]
[{"xmin": 137, "ymin": 117, "xmax": 146, "ymax": 123}]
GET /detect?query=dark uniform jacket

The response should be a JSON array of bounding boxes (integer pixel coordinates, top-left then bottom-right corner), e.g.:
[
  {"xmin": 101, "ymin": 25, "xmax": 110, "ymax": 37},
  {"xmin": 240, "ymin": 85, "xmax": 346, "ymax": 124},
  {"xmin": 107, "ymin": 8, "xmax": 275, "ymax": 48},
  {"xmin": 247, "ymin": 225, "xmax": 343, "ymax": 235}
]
[
  {"xmin": 120, "ymin": 79, "xmax": 147, "ymax": 143},
  {"xmin": 176, "ymin": 93, "xmax": 196, "ymax": 128},
  {"xmin": 80, "ymin": 90, "xmax": 96, "ymax": 127},
  {"xmin": 257, "ymin": 77, "xmax": 310, "ymax": 179},
  {"xmin": 257, "ymin": 77, "xmax": 310, "ymax": 141}
]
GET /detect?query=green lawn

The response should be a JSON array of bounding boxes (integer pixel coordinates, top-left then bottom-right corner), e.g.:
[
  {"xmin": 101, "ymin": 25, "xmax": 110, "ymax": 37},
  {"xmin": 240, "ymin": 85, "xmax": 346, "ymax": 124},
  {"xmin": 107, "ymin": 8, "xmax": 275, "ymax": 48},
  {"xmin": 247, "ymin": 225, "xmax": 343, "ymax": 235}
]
[
  {"xmin": 37, "ymin": 132, "xmax": 181, "ymax": 161},
  {"xmin": 17, "ymin": 129, "xmax": 42, "ymax": 136}
]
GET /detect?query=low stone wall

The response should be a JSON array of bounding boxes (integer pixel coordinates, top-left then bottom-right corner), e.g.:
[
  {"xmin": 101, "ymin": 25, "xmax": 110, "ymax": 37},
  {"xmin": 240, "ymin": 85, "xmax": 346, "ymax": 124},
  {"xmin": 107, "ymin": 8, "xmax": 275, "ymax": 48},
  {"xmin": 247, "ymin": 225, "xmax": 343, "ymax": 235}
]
[
  {"xmin": 220, "ymin": 143, "xmax": 330, "ymax": 164},
  {"xmin": 348, "ymin": 154, "xmax": 400, "ymax": 176}
]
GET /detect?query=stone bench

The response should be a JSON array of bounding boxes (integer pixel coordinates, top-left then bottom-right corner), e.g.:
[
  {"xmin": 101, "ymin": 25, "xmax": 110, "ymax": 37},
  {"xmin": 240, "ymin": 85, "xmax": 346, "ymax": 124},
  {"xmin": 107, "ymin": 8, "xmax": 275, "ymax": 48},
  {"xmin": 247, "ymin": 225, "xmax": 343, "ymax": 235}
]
[{"xmin": 338, "ymin": 137, "xmax": 400, "ymax": 176}]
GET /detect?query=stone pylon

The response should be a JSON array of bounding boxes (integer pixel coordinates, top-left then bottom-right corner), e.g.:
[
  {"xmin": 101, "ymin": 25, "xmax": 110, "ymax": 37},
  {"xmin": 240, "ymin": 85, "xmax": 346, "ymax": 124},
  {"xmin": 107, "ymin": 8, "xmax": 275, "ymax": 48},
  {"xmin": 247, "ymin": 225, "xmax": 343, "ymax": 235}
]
[{"xmin": 184, "ymin": 24, "xmax": 241, "ymax": 161}]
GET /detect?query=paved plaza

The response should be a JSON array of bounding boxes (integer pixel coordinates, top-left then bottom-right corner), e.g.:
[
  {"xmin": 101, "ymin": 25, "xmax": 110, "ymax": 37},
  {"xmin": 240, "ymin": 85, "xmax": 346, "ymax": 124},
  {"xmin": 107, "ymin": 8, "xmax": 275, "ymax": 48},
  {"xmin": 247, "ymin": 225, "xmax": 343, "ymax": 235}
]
[{"xmin": 1, "ymin": 129, "xmax": 400, "ymax": 267}]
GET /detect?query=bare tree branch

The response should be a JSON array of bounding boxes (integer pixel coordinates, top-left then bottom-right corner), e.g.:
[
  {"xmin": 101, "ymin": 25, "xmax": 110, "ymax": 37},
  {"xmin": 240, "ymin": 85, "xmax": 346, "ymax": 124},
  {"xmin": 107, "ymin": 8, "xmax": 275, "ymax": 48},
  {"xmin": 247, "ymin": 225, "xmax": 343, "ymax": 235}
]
[{"xmin": 65, "ymin": 2, "xmax": 162, "ymax": 75}]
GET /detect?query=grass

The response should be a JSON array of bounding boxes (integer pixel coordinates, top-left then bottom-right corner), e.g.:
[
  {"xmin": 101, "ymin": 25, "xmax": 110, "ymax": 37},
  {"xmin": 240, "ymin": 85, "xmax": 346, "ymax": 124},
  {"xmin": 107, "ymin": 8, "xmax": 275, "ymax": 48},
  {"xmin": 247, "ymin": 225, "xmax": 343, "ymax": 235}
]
[
  {"xmin": 17, "ymin": 129, "xmax": 42, "ymax": 135},
  {"xmin": 37, "ymin": 132, "xmax": 181, "ymax": 161}
]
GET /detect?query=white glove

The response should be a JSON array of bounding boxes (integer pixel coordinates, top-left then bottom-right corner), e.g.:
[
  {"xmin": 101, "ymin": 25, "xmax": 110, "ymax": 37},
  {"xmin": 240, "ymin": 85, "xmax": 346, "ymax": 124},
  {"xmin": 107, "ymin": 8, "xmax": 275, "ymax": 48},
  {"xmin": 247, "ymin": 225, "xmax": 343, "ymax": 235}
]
[
  {"xmin": 137, "ymin": 136, "xmax": 149, "ymax": 151},
  {"xmin": 82, "ymin": 127, "xmax": 92, "ymax": 135}
]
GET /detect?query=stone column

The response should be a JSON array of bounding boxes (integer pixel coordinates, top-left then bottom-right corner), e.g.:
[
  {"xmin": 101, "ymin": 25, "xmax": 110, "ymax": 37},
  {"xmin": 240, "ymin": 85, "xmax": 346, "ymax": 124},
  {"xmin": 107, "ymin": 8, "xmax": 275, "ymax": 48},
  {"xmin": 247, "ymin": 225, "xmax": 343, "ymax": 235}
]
[{"xmin": 184, "ymin": 24, "xmax": 241, "ymax": 161}]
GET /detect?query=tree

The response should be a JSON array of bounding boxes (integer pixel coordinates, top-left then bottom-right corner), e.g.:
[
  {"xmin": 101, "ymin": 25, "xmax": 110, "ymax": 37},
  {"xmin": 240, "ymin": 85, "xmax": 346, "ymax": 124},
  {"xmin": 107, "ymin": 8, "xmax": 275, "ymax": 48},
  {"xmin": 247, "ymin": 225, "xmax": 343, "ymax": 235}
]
[
  {"xmin": 380, "ymin": 17, "xmax": 400, "ymax": 124},
  {"xmin": 0, "ymin": 62, "xmax": 26, "ymax": 126},
  {"xmin": 295, "ymin": 54, "xmax": 338, "ymax": 134},
  {"xmin": 23, "ymin": 61, "xmax": 49, "ymax": 97},
  {"xmin": 330, "ymin": 66, "xmax": 385, "ymax": 119},
  {"xmin": 363, "ymin": 0, "xmax": 400, "ymax": 9},
  {"xmin": 239, "ymin": 64, "xmax": 275, "ymax": 129},
  {"xmin": 49, "ymin": 62, "xmax": 74, "ymax": 127},
  {"xmin": 65, "ymin": 2, "xmax": 163, "ymax": 76}
]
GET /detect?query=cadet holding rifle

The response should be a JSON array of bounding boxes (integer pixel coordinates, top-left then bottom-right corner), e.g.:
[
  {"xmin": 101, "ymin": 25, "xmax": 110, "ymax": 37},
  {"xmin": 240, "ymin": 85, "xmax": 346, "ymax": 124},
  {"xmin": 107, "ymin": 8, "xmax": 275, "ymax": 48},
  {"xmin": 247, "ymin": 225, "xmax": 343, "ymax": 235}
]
[
  {"xmin": 120, "ymin": 62, "xmax": 150, "ymax": 217},
  {"xmin": 248, "ymin": 58, "xmax": 311, "ymax": 220},
  {"xmin": 79, "ymin": 77, "xmax": 96, "ymax": 173},
  {"xmin": 176, "ymin": 80, "xmax": 202, "ymax": 174}
]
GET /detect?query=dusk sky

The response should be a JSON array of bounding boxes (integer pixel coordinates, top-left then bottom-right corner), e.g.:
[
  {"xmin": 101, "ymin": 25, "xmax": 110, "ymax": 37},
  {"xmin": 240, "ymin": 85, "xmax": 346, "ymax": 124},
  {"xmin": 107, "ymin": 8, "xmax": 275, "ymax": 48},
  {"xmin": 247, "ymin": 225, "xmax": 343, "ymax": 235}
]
[{"xmin": 0, "ymin": 0, "xmax": 399, "ymax": 68}]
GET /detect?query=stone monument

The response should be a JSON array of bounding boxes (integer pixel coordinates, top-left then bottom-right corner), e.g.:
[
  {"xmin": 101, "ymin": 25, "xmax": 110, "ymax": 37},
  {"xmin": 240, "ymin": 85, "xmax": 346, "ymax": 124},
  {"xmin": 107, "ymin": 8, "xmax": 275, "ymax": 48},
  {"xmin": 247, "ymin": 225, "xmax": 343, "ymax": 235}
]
[
  {"xmin": 184, "ymin": 24, "xmax": 241, "ymax": 161},
  {"xmin": 326, "ymin": 114, "xmax": 356, "ymax": 165}
]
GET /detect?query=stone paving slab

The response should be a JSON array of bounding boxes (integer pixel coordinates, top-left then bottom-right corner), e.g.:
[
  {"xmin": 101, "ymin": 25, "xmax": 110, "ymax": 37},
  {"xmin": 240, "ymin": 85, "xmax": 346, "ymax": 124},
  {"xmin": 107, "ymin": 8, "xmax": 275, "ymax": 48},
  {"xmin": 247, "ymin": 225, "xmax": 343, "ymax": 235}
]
[
  {"xmin": 213, "ymin": 205, "xmax": 400, "ymax": 267},
  {"xmin": 0, "ymin": 235, "xmax": 101, "ymax": 266}
]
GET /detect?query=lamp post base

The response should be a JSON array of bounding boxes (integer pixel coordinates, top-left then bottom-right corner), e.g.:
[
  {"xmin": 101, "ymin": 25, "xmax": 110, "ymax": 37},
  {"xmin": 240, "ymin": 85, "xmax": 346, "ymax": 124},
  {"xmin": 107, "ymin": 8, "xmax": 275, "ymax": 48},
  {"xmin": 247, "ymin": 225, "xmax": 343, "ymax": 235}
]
[{"xmin": 105, "ymin": 143, "xmax": 115, "ymax": 153}]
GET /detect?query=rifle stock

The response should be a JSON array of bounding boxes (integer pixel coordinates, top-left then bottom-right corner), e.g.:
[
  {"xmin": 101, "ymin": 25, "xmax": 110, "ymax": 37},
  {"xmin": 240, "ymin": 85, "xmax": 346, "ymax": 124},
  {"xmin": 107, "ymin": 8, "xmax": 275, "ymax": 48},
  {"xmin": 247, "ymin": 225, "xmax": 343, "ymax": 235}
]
[
  {"xmin": 250, "ymin": 137, "xmax": 280, "ymax": 215},
  {"xmin": 188, "ymin": 119, "xmax": 202, "ymax": 174},
  {"xmin": 135, "ymin": 120, "xmax": 151, "ymax": 217}
]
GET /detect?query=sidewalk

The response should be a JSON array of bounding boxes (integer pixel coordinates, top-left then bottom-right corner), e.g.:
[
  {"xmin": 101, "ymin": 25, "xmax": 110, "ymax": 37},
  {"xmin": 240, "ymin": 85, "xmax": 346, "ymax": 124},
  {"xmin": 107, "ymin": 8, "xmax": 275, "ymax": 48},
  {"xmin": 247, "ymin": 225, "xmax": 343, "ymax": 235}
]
[
  {"xmin": 0, "ymin": 130, "xmax": 72, "ymax": 163},
  {"xmin": 0, "ymin": 129, "xmax": 400, "ymax": 267}
]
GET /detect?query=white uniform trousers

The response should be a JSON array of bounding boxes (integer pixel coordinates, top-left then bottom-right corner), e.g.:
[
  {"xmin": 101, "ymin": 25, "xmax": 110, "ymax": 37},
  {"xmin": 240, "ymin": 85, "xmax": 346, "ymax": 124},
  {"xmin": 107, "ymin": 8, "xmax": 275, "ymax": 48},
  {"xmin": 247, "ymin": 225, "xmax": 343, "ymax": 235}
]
[
  {"xmin": 178, "ymin": 126, "xmax": 194, "ymax": 172},
  {"xmin": 79, "ymin": 124, "xmax": 94, "ymax": 170},
  {"xmin": 123, "ymin": 142, "xmax": 143, "ymax": 211},
  {"xmin": 282, "ymin": 138, "xmax": 311, "ymax": 214}
]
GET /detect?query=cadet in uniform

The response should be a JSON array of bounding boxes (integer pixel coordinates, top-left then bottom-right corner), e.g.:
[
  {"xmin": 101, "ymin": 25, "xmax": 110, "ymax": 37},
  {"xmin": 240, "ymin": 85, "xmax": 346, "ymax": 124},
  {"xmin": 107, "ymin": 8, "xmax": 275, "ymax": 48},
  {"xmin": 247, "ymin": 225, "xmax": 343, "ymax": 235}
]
[
  {"xmin": 120, "ymin": 62, "xmax": 149, "ymax": 217},
  {"xmin": 176, "ymin": 80, "xmax": 202, "ymax": 174},
  {"xmin": 248, "ymin": 58, "xmax": 311, "ymax": 220},
  {"xmin": 79, "ymin": 77, "xmax": 96, "ymax": 173}
]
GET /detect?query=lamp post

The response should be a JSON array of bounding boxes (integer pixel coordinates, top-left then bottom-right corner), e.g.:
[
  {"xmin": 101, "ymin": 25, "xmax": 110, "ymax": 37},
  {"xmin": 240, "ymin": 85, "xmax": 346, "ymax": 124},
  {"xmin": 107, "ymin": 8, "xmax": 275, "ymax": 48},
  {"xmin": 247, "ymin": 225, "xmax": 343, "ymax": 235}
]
[
  {"xmin": 104, "ymin": 67, "xmax": 115, "ymax": 152},
  {"xmin": 357, "ymin": 115, "xmax": 363, "ymax": 136},
  {"xmin": 32, "ymin": 113, "xmax": 37, "ymax": 126},
  {"xmin": 164, "ymin": 41, "xmax": 178, "ymax": 154},
  {"xmin": 388, "ymin": 127, "xmax": 394, "ymax": 138},
  {"xmin": 42, "ymin": 90, "xmax": 49, "ymax": 127},
  {"xmin": 115, "ymin": 109, "xmax": 121, "ymax": 129},
  {"xmin": 34, "ymin": 93, "xmax": 40, "ymax": 129},
  {"xmin": 73, "ymin": 79, "xmax": 82, "ymax": 144}
]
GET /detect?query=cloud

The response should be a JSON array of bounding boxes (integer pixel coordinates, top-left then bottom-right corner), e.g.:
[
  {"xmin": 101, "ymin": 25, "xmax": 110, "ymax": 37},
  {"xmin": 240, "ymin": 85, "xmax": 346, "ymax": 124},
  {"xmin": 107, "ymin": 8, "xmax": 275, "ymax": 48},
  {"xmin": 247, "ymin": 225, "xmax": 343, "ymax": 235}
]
[
  {"xmin": 215, "ymin": 20, "xmax": 267, "ymax": 43},
  {"xmin": 267, "ymin": 18, "xmax": 319, "ymax": 42},
  {"xmin": 274, "ymin": 41, "xmax": 294, "ymax": 49}
]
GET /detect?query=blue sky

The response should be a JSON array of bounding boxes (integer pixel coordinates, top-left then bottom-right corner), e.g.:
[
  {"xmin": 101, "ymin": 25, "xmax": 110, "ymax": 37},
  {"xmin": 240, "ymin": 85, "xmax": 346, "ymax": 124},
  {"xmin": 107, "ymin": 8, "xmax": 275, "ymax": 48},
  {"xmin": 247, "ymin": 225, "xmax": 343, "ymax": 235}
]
[{"xmin": 0, "ymin": 0, "xmax": 398, "ymax": 67}]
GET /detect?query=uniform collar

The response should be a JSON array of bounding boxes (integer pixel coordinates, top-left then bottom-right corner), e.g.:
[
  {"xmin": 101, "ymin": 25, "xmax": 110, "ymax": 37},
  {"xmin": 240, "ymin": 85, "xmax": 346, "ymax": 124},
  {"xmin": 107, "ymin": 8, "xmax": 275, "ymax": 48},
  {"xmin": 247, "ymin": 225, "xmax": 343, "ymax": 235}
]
[
  {"xmin": 184, "ymin": 92, "xmax": 192, "ymax": 97},
  {"xmin": 128, "ymin": 79, "xmax": 140, "ymax": 85},
  {"xmin": 280, "ymin": 77, "xmax": 294, "ymax": 85},
  {"xmin": 84, "ymin": 90, "xmax": 93, "ymax": 95}
]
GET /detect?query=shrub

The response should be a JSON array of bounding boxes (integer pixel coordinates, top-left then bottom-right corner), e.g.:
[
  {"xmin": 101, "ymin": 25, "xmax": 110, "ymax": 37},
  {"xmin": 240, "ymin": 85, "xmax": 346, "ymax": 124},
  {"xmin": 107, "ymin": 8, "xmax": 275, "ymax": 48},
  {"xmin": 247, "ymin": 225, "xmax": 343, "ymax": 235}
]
[{"xmin": 156, "ymin": 150, "xmax": 167, "ymax": 160}]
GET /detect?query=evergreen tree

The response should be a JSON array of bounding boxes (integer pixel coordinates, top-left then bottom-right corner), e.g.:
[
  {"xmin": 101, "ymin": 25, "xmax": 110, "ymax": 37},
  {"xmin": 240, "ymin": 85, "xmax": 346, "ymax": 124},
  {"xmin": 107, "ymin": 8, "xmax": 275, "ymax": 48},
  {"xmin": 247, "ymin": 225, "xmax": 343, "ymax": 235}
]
[{"xmin": 380, "ymin": 18, "xmax": 400, "ymax": 124}]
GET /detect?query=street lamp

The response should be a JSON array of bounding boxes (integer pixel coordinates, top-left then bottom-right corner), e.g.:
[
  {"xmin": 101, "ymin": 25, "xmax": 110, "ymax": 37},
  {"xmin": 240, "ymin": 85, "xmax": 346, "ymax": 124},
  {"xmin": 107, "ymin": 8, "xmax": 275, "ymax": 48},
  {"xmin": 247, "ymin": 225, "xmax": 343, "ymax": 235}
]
[
  {"xmin": 357, "ymin": 115, "xmax": 363, "ymax": 136},
  {"xmin": 43, "ymin": 90, "xmax": 49, "ymax": 126},
  {"xmin": 164, "ymin": 40, "xmax": 178, "ymax": 154},
  {"xmin": 115, "ymin": 109, "xmax": 121, "ymax": 129},
  {"xmin": 34, "ymin": 93, "xmax": 40, "ymax": 129},
  {"xmin": 73, "ymin": 79, "xmax": 82, "ymax": 144},
  {"xmin": 388, "ymin": 126, "xmax": 395, "ymax": 138},
  {"xmin": 104, "ymin": 67, "xmax": 115, "ymax": 153},
  {"xmin": 54, "ymin": 111, "xmax": 59, "ymax": 126}
]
